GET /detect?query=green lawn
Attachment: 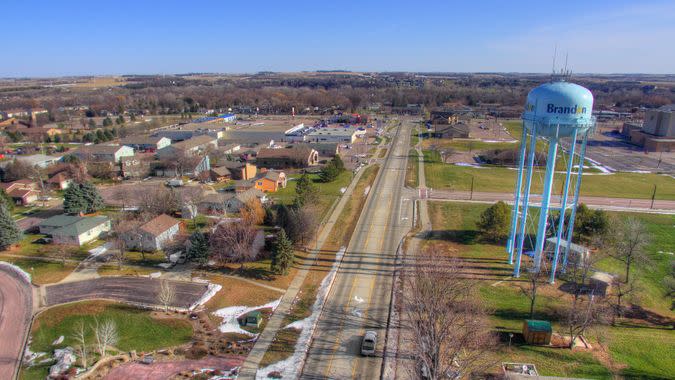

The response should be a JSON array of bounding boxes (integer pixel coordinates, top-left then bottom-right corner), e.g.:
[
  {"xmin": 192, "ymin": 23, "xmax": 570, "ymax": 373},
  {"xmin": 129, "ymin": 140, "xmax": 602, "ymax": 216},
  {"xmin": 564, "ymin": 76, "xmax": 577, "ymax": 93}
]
[
  {"xmin": 0, "ymin": 256, "xmax": 76, "ymax": 285},
  {"xmin": 271, "ymin": 171, "xmax": 352, "ymax": 218},
  {"xmin": 427, "ymin": 201, "xmax": 675, "ymax": 379},
  {"xmin": 595, "ymin": 212, "xmax": 675, "ymax": 316},
  {"xmin": 423, "ymin": 150, "xmax": 675, "ymax": 200},
  {"xmin": 23, "ymin": 301, "xmax": 192, "ymax": 379}
]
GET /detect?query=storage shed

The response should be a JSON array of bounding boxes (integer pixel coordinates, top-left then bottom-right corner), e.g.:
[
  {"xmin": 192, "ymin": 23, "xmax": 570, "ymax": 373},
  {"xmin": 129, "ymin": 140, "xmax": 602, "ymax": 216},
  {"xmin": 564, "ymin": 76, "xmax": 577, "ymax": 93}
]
[
  {"xmin": 589, "ymin": 272, "xmax": 614, "ymax": 297},
  {"xmin": 522, "ymin": 320, "xmax": 552, "ymax": 345},
  {"xmin": 238, "ymin": 311, "xmax": 262, "ymax": 327}
]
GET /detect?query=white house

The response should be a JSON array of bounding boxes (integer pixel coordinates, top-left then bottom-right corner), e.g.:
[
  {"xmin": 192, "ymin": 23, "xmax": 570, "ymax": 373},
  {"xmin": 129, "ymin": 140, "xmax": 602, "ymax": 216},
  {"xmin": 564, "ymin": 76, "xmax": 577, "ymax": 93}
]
[
  {"xmin": 39, "ymin": 215, "xmax": 111, "ymax": 246},
  {"xmin": 121, "ymin": 214, "xmax": 181, "ymax": 251}
]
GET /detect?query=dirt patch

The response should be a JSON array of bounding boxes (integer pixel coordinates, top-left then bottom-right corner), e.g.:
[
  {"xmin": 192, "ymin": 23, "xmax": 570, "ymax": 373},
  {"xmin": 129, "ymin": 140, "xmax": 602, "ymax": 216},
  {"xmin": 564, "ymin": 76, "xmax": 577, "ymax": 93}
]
[{"xmin": 103, "ymin": 355, "xmax": 243, "ymax": 380}]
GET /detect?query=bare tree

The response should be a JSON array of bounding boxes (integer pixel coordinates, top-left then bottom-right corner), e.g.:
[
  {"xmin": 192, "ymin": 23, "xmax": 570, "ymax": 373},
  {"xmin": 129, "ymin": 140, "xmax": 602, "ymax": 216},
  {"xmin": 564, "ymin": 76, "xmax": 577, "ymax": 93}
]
[
  {"xmin": 139, "ymin": 185, "xmax": 180, "ymax": 215},
  {"xmin": 286, "ymin": 204, "xmax": 319, "ymax": 248},
  {"xmin": 241, "ymin": 198, "xmax": 264, "ymax": 225},
  {"xmin": 519, "ymin": 264, "xmax": 545, "ymax": 319},
  {"xmin": 92, "ymin": 318, "xmax": 118, "ymax": 358},
  {"xmin": 157, "ymin": 279, "xmax": 176, "ymax": 312},
  {"xmin": 403, "ymin": 247, "xmax": 496, "ymax": 379},
  {"xmin": 71, "ymin": 320, "xmax": 89, "ymax": 368},
  {"xmin": 607, "ymin": 277, "xmax": 639, "ymax": 326},
  {"xmin": 609, "ymin": 217, "xmax": 650, "ymax": 284},
  {"xmin": 209, "ymin": 221, "xmax": 258, "ymax": 270},
  {"xmin": 561, "ymin": 293, "xmax": 607, "ymax": 349},
  {"xmin": 110, "ymin": 233, "xmax": 127, "ymax": 270}
]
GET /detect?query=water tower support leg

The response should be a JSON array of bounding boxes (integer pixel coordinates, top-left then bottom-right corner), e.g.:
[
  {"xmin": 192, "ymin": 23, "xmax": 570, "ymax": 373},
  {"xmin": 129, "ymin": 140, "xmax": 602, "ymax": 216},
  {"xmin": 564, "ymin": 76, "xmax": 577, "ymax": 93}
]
[
  {"xmin": 513, "ymin": 129, "xmax": 538, "ymax": 278},
  {"xmin": 533, "ymin": 137, "xmax": 559, "ymax": 272},
  {"xmin": 507, "ymin": 125, "xmax": 528, "ymax": 263},
  {"xmin": 549, "ymin": 130, "xmax": 578, "ymax": 284},
  {"xmin": 562, "ymin": 133, "xmax": 589, "ymax": 272}
]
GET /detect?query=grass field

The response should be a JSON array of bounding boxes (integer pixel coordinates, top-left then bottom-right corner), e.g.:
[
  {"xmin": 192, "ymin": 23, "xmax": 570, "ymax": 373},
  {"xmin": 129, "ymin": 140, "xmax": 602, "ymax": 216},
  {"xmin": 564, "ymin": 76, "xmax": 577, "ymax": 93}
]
[
  {"xmin": 426, "ymin": 201, "xmax": 675, "ymax": 378},
  {"xmin": 272, "ymin": 171, "xmax": 352, "ymax": 219},
  {"xmin": 0, "ymin": 256, "xmax": 76, "ymax": 285},
  {"xmin": 23, "ymin": 301, "xmax": 192, "ymax": 379},
  {"xmin": 406, "ymin": 149, "xmax": 419, "ymax": 188},
  {"xmin": 423, "ymin": 150, "xmax": 675, "ymax": 200}
]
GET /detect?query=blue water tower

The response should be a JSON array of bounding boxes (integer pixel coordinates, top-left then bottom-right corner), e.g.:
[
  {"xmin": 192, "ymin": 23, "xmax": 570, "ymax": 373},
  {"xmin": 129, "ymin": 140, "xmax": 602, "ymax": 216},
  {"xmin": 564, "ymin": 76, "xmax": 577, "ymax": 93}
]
[{"xmin": 506, "ymin": 80, "xmax": 595, "ymax": 283}]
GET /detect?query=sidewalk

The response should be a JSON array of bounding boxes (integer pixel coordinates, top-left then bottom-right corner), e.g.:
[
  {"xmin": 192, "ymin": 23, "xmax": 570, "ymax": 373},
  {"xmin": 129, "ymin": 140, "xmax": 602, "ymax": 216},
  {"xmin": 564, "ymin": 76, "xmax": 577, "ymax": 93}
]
[{"xmin": 238, "ymin": 165, "xmax": 370, "ymax": 378}]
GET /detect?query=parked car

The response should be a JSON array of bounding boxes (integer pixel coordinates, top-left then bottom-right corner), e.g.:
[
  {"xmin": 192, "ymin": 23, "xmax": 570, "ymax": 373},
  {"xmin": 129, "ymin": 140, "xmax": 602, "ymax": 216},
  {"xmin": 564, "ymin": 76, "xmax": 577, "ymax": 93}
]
[{"xmin": 360, "ymin": 330, "xmax": 377, "ymax": 356}]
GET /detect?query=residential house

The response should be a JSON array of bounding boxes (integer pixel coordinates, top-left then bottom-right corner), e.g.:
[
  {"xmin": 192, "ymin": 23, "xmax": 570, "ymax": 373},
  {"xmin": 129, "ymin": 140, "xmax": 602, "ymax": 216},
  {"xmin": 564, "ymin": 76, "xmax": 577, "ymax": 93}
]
[
  {"xmin": 219, "ymin": 160, "xmax": 257, "ymax": 180},
  {"xmin": 209, "ymin": 166, "xmax": 232, "ymax": 182},
  {"xmin": 121, "ymin": 135, "xmax": 171, "ymax": 152},
  {"xmin": 223, "ymin": 188, "xmax": 267, "ymax": 213},
  {"xmin": 16, "ymin": 154, "xmax": 63, "ymax": 168},
  {"xmin": 153, "ymin": 155, "xmax": 211, "ymax": 177},
  {"xmin": 256, "ymin": 146, "xmax": 319, "ymax": 169},
  {"xmin": 121, "ymin": 214, "xmax": 181, "ymax": 251},
  {"xmin": 430, "ymin": 109, "xmax": 460, "ymax": 125},
  {"xmin": 220, "ymin": 143, "xmax": 241, "ymax": 154},
  {"xmin": 199, "ymin": 193, "xmax": 228, "ymax": 214},
  {"xmin": 120, "ymin": 154, "xmax": 153, "ymax": 179},
  {"xmin": 38, "ymin": 214, "xmax": 111, "ymax": 245},
  {"xmin": 74, "ymin": 144, "xmax": 135, "ymax": 163},
  {"xmin": 156, "ymin": 135, "xmax": 217, "ymax": 160},
  {"xmin": 47, "ymin": 172, "xmax": 73, "ymax": 190},
  {"xmin": 254, "ymin": 171, "xmax": 287, "ymax": 193},
  {"xmin": 1, "ymin": 180, "xmax": 39, "ymax": 205}
]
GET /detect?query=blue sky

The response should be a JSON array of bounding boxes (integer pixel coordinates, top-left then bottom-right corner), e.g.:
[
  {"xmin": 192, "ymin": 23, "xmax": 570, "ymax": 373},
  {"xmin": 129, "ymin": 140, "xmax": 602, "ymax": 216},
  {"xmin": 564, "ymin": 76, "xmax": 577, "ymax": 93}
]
[{"xmin": 2, "ymin": 0, "xmax": 674, "ymax": 76}]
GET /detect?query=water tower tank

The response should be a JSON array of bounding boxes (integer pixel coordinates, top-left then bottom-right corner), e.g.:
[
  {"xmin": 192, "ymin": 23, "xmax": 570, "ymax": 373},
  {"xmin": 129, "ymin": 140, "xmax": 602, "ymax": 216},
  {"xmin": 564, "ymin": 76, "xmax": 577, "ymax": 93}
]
[{"xmin": 522, "ymin": 81, "xmax": 594, "ymax": 137}]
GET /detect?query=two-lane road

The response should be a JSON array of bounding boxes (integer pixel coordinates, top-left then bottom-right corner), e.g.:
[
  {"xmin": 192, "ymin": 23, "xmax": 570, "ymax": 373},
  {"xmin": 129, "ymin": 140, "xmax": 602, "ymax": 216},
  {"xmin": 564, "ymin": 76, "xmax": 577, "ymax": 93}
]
[{"xmin": 301, "ymin": 122, "xmax": 413, "ymax": 379}]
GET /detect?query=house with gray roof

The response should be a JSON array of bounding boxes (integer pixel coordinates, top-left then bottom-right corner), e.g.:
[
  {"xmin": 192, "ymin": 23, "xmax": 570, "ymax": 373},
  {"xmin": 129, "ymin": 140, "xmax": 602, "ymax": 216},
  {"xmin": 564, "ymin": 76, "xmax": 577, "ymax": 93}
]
[{"xmin": 39, "ymin": 214, "xmax": 111, "ymax": 245}]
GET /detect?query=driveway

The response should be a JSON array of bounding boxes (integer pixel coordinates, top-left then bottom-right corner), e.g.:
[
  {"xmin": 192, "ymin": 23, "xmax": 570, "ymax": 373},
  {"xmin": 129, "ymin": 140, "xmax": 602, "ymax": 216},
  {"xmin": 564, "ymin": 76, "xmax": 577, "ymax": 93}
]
[
  {"xmin": 0, "ymin": 265, "xmax": 33, "ymax": 380},
  {"xmin": 45, "ymin": 277, "xmax": 210, "ymax": 309}
]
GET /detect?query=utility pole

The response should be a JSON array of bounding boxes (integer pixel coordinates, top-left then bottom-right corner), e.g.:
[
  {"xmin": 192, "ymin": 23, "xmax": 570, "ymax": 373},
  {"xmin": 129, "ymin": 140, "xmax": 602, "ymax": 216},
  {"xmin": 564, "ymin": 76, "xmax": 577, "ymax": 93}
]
[
  {"xmin": 470, "ymin": 176, "xmax": 475, "ymax": 200},
  {"xmin": 650, "ymin": 184, "xmax": 657, "ymax": 209}
]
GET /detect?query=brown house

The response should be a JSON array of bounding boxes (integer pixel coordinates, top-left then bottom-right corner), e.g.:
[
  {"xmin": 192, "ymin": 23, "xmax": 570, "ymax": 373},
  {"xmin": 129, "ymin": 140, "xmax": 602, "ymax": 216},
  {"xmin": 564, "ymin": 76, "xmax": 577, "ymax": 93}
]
[
  {"xmin": 218, "ymin": 161, "xmax": 257, "ymax": 180},
  {"xmin": 209, "ymin": 166, "xmax": 232, "ymax": 182},
  {"xmin": 256, "ymin": 146, "xmax": 319, "ymax": 169}
]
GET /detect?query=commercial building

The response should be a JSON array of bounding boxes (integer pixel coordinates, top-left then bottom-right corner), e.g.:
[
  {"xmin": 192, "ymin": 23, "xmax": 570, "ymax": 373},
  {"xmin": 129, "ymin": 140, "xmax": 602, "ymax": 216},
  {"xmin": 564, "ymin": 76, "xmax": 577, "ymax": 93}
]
[
  {"xmin": 256, "ymin": 146, "xmax": 319, "ymax": 168},
  {"xmin": 622, "ymin": 105, "xmax": 675, "ymax": 152},
  {"xmin": 74, "ymin": 144, "xmax": 135, "ymax": 163},
  {"xmin": 15, "ymin": 154, "xmax": 63, "ymax": 168},
  {"xmin": 307, "ymin": 127, "xmax": 363, "ymax": 144},
  {"xmin": 157, "ymin": 135, "xmax": 217, "ymax": 159},
  {"xmin": 121, "ymin": 135, "xmax": 171, "ymax": 152}
]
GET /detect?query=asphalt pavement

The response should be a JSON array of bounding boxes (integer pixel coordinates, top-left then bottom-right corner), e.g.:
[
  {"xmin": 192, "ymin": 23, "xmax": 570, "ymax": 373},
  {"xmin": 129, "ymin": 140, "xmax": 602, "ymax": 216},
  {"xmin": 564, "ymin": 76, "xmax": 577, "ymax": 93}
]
[
  {"xmin": 0, "ymin": 266, "xmax": 33, "ymax": 380},
  {"xmin": 300, "ymin": 122, "xmax": 413, "ymax": 379}
]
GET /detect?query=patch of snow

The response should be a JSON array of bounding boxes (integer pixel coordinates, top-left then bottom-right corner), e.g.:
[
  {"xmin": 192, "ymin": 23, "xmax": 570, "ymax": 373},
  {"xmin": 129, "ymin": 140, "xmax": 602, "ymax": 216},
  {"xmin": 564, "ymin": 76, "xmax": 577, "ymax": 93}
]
[
  {"xmin": 23, "ymin": 345, "xmax": 47, "ymax": 366},
  {"xmin": 256, "ymin": 247, "xmax": 347, "ymax": 380},
  {"xmin": 88, "ymin": 242, "xmax": 112, "ymax": 257},
  {"xmin": 52, "ymin": 336, "xmax": 64, "ymax": 346},
  {"xmin": 482, "ymin": 139, "xmax": 517, "ymax": 143},
  {"xmin": 340, "ymin": 187, "xmax": 347, "ymax": 194},
  {"xmin": 454, "ymin": 162, "xmax": 485, "ymax": 169},
  {"xmin": 157, "ymin": 263, "xmax": 172, "ymax": 269},
  {"xmin": 214, "ymin": 298, "xmax": 281, "ymax": 336},
  {"xmin": 0, "ymin": 261, "xmax": 31, "ymax": 282},
  {"xmin": 192, "ymin": 277, "xmax": 209, "ymax": 283},
  {"xmin": 149, "ymin": 272, "xmax": 162, "ymax": 278},
  {"xmin": 49, "ymin": 347, "xmax": 76, "ymax": 378},
  {"xmin": 354, "ymin": 295, "xmax": 364, "ymax": 303},
  {"xmin": 364, "ymin": 185, "xmax": 371, "ymax": 196},
  {"xmin": 190, "ymin": 284, "xmax": 223, "ymax": 310},
  {"xmin": 284, "ymin": 318, "xmax": 310, "ymax": 330}
]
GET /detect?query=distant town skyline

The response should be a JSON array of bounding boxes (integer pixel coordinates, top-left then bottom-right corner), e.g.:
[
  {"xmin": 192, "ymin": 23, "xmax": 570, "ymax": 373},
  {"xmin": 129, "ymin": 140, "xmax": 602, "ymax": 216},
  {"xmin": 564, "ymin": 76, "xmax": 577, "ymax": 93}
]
[{"xmin": 2, "ymin": 0, "xmax": 674, "ymax": 77}]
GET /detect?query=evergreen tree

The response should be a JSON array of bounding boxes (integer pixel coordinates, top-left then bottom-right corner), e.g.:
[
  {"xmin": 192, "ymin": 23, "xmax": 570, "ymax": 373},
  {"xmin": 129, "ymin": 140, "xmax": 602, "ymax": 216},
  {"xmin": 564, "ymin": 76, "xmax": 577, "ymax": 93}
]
[
  {"xmin": 333, "ymin": 154, "xmax": 345, "ymax": 171},
  {"xmin": 476, "ymin": 201, "xmax": 511, "ymax": 242},
  {"xmin": 271, "ymin": 229, "xmax": 294, "ymax": 275},
  {"xmin": 0, "ymin": 200, "xmax": 22, "ymax": 249},
  {"xmin": 0, "ymin": 189, "xmax": 14, "ymax": 212},
  {"xmin": 87, "ymin": 119, "xmax": 96, "ymax": 128},
  {"xmin": 102, "ymin": 116, "xmax": 113, "ymax": 127},
  {"xmin": 319, "ymin": 161, "xmax": 340, "ymax": 183},
  {"xmin": 63, "ymin": 181, "xmax": 104, "ymax": 214},
  {"xmin": 187, "ymin": 232, "xmax": 209, "ymax": 264},
  {"xmin": 116, "ymin": 115, "xmax": 125, "ymax": 125},
  {"xmin": 294, "ymin": 173, "xmax": 318, "ymax": 206}
]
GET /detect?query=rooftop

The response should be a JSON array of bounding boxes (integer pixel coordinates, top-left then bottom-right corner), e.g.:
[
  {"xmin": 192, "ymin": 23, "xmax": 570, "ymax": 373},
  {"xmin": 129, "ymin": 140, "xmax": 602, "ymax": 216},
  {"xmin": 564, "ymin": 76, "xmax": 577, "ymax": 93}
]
[
  {"xmin": 139, "ymin": 214, "xmax": 180, "ymax": 237},
  {"xmin": 51, "ymin": 216, "xmax": 110, "ymax": 237},
  {"xmin": 172, "ymin": 135, "xmax": 217, "ymax": 151}
]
